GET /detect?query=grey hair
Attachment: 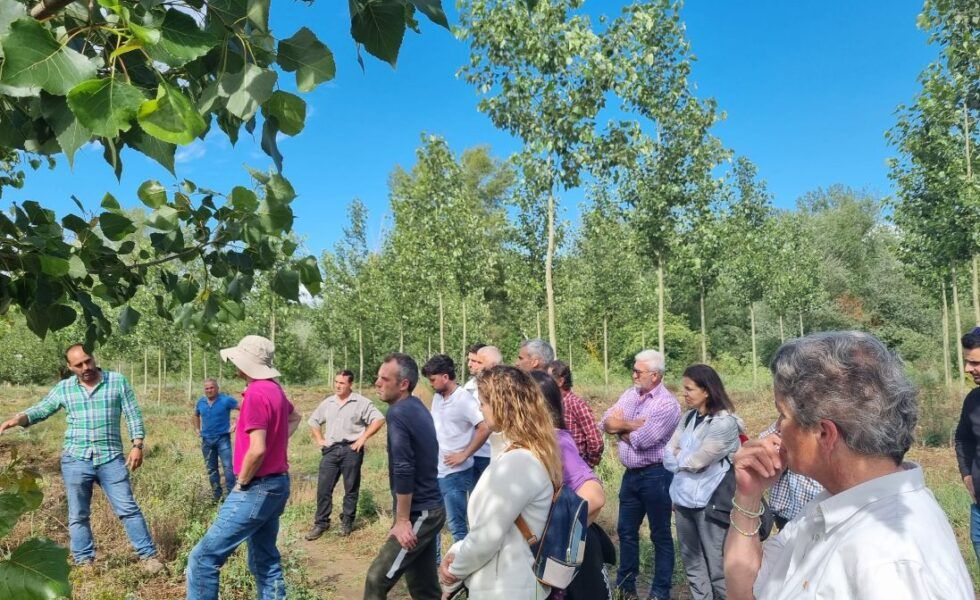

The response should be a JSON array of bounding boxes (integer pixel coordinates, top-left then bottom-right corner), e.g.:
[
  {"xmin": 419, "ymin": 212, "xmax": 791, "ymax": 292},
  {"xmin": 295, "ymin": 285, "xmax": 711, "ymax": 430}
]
[
  {"xmin": 634, "ymin": 349, "xmax": 665, "ymax": 375},
  {"xmin": 383, "ymin": 352, "xmax": 419, "ymax": 393},
  {"xmin": 203, "ymin": 378, "xmax": 218, "ymax": 387},
  {"xmin": 477, "ymin": 345, "xmax": 503, "ymax": 367},
  {"xmin": 520, "ymin": 339, "xmax": 554, "ymax": 364},
  {"xmin": 770, "ymin": 331, "xmax": 918, "ymax": 464}
]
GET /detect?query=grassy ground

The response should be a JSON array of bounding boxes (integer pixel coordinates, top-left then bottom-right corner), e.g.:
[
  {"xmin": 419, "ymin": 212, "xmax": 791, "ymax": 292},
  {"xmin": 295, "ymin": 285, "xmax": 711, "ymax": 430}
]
[{"xmin": 0, "ymin": 378, "xmax": 977, "ymax": 599}]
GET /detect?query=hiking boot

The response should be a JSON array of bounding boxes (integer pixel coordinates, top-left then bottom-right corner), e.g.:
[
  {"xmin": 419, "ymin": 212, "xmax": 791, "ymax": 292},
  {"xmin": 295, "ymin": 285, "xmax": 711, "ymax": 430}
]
[
  {"xmin": 339, "ymin": 521, "xmax": 353, "ymax": 537},
  {"xmin": 141, "ymin": 556, "xmax": 166, "ymax": 575},
  {"xmin": 305, "ymin": 524, "xmax": 329, "ymax": 541}
]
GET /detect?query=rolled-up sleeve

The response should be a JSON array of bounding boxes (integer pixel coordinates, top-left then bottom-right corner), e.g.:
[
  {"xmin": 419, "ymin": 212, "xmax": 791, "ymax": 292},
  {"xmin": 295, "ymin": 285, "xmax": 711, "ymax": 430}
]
[
  {"xmin": 24, "ymin": 387, "xmax": 65, "ymax": 425},
  {"xmin": 120, "ymin": 378, "xmax": 145, "ymax": 440}
]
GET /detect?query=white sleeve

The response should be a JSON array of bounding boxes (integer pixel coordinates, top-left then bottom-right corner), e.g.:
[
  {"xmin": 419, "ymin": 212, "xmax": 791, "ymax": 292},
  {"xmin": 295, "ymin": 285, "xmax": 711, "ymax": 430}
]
[
  {"xmin": 461, "ymin": 391, "xmax": 484, "ymax": 427},
  {"xmin": 448, "ymin": 450, "xmax": 550, "ymax": 578}
]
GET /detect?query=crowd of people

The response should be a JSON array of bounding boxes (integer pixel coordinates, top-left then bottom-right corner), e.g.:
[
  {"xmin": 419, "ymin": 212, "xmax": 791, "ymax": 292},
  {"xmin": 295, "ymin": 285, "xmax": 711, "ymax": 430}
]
[{"xmin": 0, "ymin": 330, "xmax": 976, "ymax": 600}]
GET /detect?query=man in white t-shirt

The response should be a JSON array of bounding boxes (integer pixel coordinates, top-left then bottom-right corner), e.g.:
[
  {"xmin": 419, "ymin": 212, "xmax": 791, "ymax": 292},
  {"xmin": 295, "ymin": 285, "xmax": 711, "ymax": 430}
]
[
  {"xmin": 462, "ymin": 343, "xmax": 498, "ymax": 480},
  {"xmin": 422, "ymin": 354, "xmax": 491, "ymax": 543}
]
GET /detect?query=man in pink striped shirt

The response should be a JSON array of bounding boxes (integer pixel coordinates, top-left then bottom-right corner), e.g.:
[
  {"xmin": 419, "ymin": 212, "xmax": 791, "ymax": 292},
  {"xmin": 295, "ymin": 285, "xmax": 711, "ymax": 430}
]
[{"xmin": 601, "ymin": 349, "xmax": 681, "ymax": 600}]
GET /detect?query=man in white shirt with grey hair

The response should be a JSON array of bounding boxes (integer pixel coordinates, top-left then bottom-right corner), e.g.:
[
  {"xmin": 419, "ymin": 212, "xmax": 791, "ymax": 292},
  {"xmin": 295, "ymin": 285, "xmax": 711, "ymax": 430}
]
[{"xmin": 725, "ymin": 331, "xmax": 972, "ymax": 600}]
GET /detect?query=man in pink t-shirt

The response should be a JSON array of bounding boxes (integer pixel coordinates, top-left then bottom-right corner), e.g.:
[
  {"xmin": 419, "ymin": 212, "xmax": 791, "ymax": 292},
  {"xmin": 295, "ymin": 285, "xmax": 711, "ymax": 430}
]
[{"xmin": 186, "ymin": 335, "xmax": 301, "ymax": 600}]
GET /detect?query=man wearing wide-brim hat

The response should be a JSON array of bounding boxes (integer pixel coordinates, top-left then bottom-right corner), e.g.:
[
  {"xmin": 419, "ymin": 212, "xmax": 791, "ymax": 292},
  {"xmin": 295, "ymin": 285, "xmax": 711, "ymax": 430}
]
[{"xmin": 185, "ymin": 335, "xmax": 302, "ymax": 600}]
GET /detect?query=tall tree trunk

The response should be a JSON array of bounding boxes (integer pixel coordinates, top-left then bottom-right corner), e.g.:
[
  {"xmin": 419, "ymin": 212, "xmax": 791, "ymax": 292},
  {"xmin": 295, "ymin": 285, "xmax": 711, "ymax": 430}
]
[
  {"xmin": 270, "ymin": 296, "xmax": 276, "ymax": 345},
  {"xmin": 953, "ymin": 266, "xmax": 965, "ymax": 393},
  {"xmin": 328, "ymin": 349, "xmax": 334, "ymax": 378},
  {"xmin": 157, "ymin": 348, "xmax": 162, "ymax": 406},
  {"xmin": 603, "ymin": 316, "xmax": 609, "ymax": 387},
  {"xmin": 462, "ymin": 298, "xmax": 468, "ymax": 378},
  {"xmin": 427, "ymin": 336, "xmax": 432, "ymax": 359},
  {"xmin": 750, "ymin": 303, "xmax": 758, "ymax": 388},
  {"xmin": 187, "ymin": 341, "xmax": 193, "ymax": 401},
  {"xmin": 973, "ymin": 254, "xmax": 980, "ymax": 326},
  {"xmin": 143, "ymin": 348, "xmax": 148, "ymax": 396},
  {"xmin": 162, "ymin": 355, "xmax": 167, "ymax": 402},
  {"xmin": 344, "ymin": 344, "xmax": 348, "ymax": 370},
  {"xmin": 778, "ymin": 315, "xmax": 785, "ymax": 343},
  {"xmin": 358, "ymin": 326, "xmax": 364, "ymax": 394},
  {"xmin": 943, "ymin": 283, "xmax": 953, "ymax": 392},
  {"xmin": 798, "ymin": 312, "xmax": 804, "ymax": 337},
  {"xmin": 203, "ymin": 352, "xmax": 207, "ymax": 381},
  {"xmin": 657, "ymin": 255, "xmax": 665, "ymax": 355},
  {"xmin": 536, "ymin": 312, "xmax": 542, "ymax": 339},
  {"xmin": 699, "ymin": 285, "xmax": 707, "ymax": 363},
  {"xmin": 546, "ymin": 189, "xmax": 557, "ymax": 352},
  {"xmin": 399, "ymin": 321, "xmax": 404, "ymax": 353},
  {"xmin": 438, "ymin": 292, "xmax": 445, "ymax": 353},
  {"xmin": 568, "ymin": 340, "xmax": 573, "ymax": 370}
]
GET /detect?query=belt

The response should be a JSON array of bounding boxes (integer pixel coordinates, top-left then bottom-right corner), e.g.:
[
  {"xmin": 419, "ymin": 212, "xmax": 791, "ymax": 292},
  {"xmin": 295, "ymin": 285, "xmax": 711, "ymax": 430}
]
[
  {"xmin": 626, "ymin": 462, "xmax": 663, "ymax": 471},
  {"xmin": 250, "ymin": 472, "xmax": 288, "ymax": 482}
]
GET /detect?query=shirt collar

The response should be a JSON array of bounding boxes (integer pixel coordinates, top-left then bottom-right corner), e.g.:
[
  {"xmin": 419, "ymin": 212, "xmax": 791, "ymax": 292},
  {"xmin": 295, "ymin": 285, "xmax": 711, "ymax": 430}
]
[
  {"xmin": 436, "ymin": 385, "xmax": 463, "ymax": 404},
  {"xmin": 814, "ymin": 462, "xmax": 925, "ymax": 534},
  {"xmin": 637, "ymin": 382, "xmax": 664, "ymax": 402}
]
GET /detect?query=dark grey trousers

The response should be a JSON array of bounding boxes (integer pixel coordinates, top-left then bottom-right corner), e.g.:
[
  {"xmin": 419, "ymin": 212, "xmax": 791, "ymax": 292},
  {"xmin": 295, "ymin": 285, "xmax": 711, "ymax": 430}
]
[
  {"xmin": 675, "ymin": 505, "xmax": 728, "ymax": 600},
  {"xmin": 364, "ymin": 506, "xmax": 445, "ymax": 600}
]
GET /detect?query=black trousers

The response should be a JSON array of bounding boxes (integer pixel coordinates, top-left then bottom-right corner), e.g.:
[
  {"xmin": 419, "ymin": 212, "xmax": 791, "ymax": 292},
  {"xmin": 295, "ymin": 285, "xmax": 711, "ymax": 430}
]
[
  {"xmin": 314, "ymin": 442, "xmax": 364, "ymax": 527},
  {"xmin": 566, "ymin": 523, "xmax": 616, "ymax": 600},
  {"xmin": 364, "ymin": 507, "xmax": 445, "ymax": 600}
]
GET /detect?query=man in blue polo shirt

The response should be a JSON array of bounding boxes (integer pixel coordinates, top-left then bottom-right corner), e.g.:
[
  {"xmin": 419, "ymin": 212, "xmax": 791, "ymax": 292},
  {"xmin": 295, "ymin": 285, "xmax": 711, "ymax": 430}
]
[{"xmin": 193, "ymin": 378, "xmax": 239, "ymax": 501}]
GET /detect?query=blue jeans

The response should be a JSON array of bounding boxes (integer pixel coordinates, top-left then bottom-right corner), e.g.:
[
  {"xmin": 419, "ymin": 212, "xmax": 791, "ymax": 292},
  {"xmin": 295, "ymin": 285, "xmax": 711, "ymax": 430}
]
[
  {"xmin": 472, "ymin": 455, "xmax": 490, "ymax": 482},
  {"xmin": 616, "ymin": 464, "xmax": 674, "ymax": 599},
  {"xmin": 186, "ymin": 473, "xmax": 290, "ymax": 600},
  {"xmin": 202, "ymin": 435, "xmax": 235, "ymax": 500},
  {"xmin": 438, "ymin": 468, "xmax": 474, "ymax": 543},
  {"xmin": 971, "ymin": 503, "xmax": 980, "ymax": 563},
  {"xmin": 60, "ymin": 454, "xmax": 157, "ymax": 563}
]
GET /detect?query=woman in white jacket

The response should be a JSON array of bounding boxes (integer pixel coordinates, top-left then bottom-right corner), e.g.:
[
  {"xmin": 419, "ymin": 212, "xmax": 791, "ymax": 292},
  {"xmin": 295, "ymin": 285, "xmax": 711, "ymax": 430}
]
[
  {"xmin": 664, "ymin": 364, "xmax": 744, "ymax": 600},
  {"xmin": 438, "ymin": 365, "xmax": 563, "ymax": 600}
]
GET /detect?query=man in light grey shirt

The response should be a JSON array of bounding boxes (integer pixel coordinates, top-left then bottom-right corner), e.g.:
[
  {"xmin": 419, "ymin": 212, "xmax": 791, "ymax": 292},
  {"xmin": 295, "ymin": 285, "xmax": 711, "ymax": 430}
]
[{"xmin": 306, "ymin": 370, "xmax": 385, "ymax": 539}]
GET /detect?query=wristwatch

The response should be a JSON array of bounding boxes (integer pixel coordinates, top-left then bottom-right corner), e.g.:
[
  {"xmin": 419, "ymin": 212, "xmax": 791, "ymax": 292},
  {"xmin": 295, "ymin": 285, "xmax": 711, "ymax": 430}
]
[{"xmin": 132, "ymin": 442, "xmax": 144, "ymax": 450}]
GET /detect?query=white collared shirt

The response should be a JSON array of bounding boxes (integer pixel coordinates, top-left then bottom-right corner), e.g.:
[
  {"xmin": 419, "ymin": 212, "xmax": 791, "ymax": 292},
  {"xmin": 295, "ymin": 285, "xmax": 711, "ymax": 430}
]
[
  {"xmin": 754, "ymin": 463, "xmax": 973, "ymax": 600},
  {"xmin": 463, "ymin": 377, "xmax": 492, "ymax": 459},
  {"xmin": 431, "ymin": 385, "xmax": 484, "ymax": 478}
]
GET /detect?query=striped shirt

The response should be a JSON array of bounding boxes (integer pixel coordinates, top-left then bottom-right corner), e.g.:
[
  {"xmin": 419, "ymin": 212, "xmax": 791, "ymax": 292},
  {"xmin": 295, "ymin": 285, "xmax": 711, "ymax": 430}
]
[
  {"xmin": 23, "ymin": 370, "xmax": 145, "ymax": 466},
  {"xmin": 601, "ymin": 382, "xmax": 680, "ymax": 469},
  {"xmin": 760, "ymin": 422, "xmax": 824, "ymax": 521}
]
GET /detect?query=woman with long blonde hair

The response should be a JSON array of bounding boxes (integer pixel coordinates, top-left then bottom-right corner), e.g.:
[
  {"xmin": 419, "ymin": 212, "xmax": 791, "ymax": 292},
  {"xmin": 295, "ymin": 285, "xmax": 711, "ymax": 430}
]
[{"xmin": 438, "ymin": 365, "xmax": 561, "ymax": 599}]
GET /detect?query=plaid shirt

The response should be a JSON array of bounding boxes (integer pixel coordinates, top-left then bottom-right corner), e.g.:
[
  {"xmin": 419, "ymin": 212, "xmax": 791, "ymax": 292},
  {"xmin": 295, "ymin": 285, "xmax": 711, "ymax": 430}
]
[
  {"xmin": 23, "ymin": 370, "xmax": 145, "ymax": 466},
  {"xmin": 760, "ymin": 422, "xmax": 823, "ymax": 520},
  {"xmin": 601, "ymin": 382, "xmax": 680, "ymax": 469},
  {"xmin": 562, "ymin": 389, "xmax": 604, "ymax": 467}
]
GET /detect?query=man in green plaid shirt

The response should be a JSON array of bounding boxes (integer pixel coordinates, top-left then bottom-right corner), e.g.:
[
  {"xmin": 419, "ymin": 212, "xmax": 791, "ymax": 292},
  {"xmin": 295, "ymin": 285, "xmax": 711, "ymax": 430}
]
[{"xmin": 0, "ymin": 344, "xmax": 164, "ymax": 573}]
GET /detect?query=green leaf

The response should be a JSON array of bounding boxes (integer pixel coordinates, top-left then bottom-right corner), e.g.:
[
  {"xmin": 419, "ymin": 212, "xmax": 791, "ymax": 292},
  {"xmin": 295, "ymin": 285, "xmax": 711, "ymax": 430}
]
[
  {"xmin": 38, "ymin": 255, "xmax": 69, "ymax": 277},
  {"xmin": 265, "ymin": 174, "xmax": 296, "ymax": 203},
  {"xmin": 137, "ymin": 180, "xmax": 167, "ymax": 208},
  {"xmin": 296, "ymin": 255, "xmax": 322, "ymax": 296},
  {"xmin": 0, "ymin": 0, "xmax": 26, "ymax": 46},
  {"xmin": 98, "ymin": 212, "xmax": 136, "ymax": 241},
  {"xmin": 220, "ymin": 64, "xmax": 276, "ymax": 121},
  {"xmin": 100, "ymin": 192, "xmax": 120, "ymax": 211},
  {"xmin": 174, "ymin": 279, "xmax": 198, "ymax": 303},
  {"xmin": 67, "ymin": 255, "xmax": 86, "ymax": 279},
  {"xmin": 39, "ymin": 94, "xmax": 92, "ymax": 168},
  {"xmin": 261, "ymin": 91, "xmax": 305, "ymax": 136},
  {"xmin": 67, "ymin": 77, "xmax": 145, "ymax": 138},
  {"xmin": 0, "ymin": 19, "xmax": 96, "ymax": 94},
  {"xmin": 137, "ymin": 84, "xmax": 207, "ymax": 145},
  {"xmin": 260, "ymin": 115, "xmax": 283, "ymax": 172},
  {"xmin": 117, "ymin": 305, "xmax": 140, "ymax": 333},
  {"xmin": 230, "ymin": 186, "xmax": 257, "ymax": 211},
  {"xmin": 147, "ymin": 205, "xmax": 179, "ymax": 231},
  {"xmin": 23, "ymin": 306, "xmax": 48, "ymax": 339},
  {"xmin": 350, "ymin": 0, "xmax": 406, "ymax": 67},
  {"xmin": 219, "ymin": 299, "xmax": 244, "ymax": 320},
  {"xmin": 146, "ymin": 9, "xmax": 219, "ymax": 68},
  {"xmin": 246, "ymin": 0, "xmax": 270, "ymax": 32},
  {"xmin": 0, "ymin": 538, "xmax": 71, "ymax": 600},
  {"xmin": 277, "ymin": 27, "xmax": 335, "ymax": 92},
  {"xmin": 271, "ymin": 268, "xmax": 299, "ymax": 302},
  {"xmin": 409, "ymin": 0, "xmax": 448, "ymax": 28},
  {"xmin": 48, "ymin": 304, "xmax": 76, "ymax": 331},
  {"xmin": 123, "ymin": 127, "xmax": 176, "ymax": 174},
  {"xmin": 128, "ymin": 22, "xmax": 160, "ymax": 45},
  {"xmin": 256, "ymin": 198, "xmax": 292, "ymax": 233}
]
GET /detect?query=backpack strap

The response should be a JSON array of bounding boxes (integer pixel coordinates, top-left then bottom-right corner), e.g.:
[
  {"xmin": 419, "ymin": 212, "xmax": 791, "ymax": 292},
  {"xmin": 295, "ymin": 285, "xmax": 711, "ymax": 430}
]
[{"xmin": 514, "ymin": 483, "xmax": 563, "ymax": 548}]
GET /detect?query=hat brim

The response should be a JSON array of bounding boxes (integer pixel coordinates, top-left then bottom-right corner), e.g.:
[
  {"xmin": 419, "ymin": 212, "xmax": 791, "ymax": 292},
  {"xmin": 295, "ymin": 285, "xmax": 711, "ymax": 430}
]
[{"xmin": 220, "ymin": 347, "xmax": 281, "ymax": 380}]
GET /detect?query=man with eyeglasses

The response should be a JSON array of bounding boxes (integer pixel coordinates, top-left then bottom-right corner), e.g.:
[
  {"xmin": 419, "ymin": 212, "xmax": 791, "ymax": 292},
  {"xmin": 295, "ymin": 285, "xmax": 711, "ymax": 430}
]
[{"xmin": 601, "ymin": 349, "xmax": 681, "ymax": 600}]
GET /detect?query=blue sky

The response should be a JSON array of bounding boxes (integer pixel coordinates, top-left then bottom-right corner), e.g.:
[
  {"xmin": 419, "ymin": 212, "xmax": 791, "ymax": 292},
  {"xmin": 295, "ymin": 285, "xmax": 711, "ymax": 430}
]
[{"xmin": 7, "ymin": 1, "xmax": 935, "ymax": 258}]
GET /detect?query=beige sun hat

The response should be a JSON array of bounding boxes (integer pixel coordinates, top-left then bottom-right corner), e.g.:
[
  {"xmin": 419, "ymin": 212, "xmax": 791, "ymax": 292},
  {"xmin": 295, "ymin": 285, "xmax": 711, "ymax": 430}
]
[{"xmin": 220, "ymin": 335, "xmax": 281, "ymax": 380}]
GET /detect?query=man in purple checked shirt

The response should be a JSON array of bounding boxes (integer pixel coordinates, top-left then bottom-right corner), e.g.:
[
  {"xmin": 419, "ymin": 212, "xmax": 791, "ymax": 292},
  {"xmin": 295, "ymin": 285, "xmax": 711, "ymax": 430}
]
[{"xmin": 601, "ymin": 349, "xmax": 681, "ymax": 600}]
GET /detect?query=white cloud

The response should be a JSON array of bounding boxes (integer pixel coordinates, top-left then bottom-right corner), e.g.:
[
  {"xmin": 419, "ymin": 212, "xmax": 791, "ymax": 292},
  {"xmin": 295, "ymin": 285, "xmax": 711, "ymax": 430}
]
[{"xmin": 176, "ymin": 141, "xmax": 206, "ymax": 163}]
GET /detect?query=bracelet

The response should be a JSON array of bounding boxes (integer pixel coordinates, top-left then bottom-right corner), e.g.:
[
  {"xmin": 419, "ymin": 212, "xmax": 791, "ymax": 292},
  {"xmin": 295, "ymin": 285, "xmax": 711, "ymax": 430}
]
[
  {"xmin": 732, "ymin": 497, "xmax": 765, "ymax": 518},
  {"xmin": 729, "ymin": 510, "xmax": 762, "ymax": 536}
]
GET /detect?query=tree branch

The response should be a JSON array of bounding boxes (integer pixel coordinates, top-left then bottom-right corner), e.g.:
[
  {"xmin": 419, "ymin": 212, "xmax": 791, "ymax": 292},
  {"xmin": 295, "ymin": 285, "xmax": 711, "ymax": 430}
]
[{"xmin": 30, "ymin": 0, "xmax": 77, "ymax": 20}]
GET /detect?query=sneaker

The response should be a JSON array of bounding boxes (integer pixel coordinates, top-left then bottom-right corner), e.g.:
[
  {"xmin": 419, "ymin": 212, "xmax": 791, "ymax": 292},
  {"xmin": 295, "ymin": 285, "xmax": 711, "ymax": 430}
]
[
  {"xmin": 305, "ymin": 524, "xmax": 329, "ymax": 541},
  {"xmin": 141, "ymin": 556, "xmax": 166, "ymax": 575},
  {"xmin": 339, "ymin": 522, "xmax": 353, "ymax": 537}
]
